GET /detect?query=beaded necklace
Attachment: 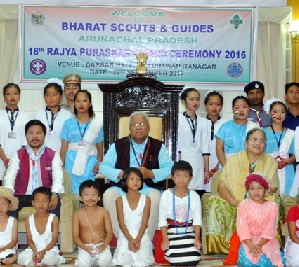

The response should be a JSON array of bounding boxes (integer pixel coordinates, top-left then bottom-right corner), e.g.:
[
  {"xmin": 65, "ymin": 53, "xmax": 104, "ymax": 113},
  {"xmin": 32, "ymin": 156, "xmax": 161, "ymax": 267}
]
[{"xmin": 249, "ymin": 161, "xmax": 257, "ymax": 174}]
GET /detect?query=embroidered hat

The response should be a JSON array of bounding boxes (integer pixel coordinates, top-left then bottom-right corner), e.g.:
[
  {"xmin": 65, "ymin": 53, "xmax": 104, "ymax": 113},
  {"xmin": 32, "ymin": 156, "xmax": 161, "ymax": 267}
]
[
  {"xmin": 0, "ymin": 187, "xmax": 19, "ymax": 211},
  {"xmin": 245, "ymin": 172, "xmax": 269, "ymax": 190},
  {"xmin": 63, "ymin": 74, "xmax": 82, "ymax": 84},
  {"xmin": 244, "ymin": 81, "xmax": 265, "ymax": 93}
]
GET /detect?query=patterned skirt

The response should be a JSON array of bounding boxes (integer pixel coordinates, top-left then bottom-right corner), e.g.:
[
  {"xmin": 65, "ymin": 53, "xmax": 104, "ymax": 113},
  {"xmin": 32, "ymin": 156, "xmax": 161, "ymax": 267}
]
[{"xmin": 164, "ymin": 219, "xmax": 201, "ymax": 266}]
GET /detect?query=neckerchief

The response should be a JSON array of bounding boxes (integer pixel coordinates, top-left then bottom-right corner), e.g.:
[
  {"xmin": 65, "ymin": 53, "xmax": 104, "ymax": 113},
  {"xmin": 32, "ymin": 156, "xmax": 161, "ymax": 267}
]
[
  {"xmin": 250, "ymin": 107, "xmax": 263, "ymax": 127},
  {"xmin": 25, "ymin": 144, "xmax": 46, "ymax": 192}
]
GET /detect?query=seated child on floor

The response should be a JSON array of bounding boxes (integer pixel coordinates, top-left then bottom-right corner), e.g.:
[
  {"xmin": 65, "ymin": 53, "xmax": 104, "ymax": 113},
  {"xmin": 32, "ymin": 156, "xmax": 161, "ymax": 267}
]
[
  {"xmin": 0, "ymin": 187, "xmax": 18, "ymax": 265},
  {"xmin": 285, "ymin": 202, "xmax": 299, "ymax": 266},
  {"xmin": 159, "ymin": 160, "xmax": 201, "ymax": 266},
  {"xmin": 18, "ymin": 186, "xmax": 65, "ymax": 265},
  {"xmin": 237, "ymin": 172, "xmax": 284, "ymax": 267},
  {"xmin": 73, "ymin": 180, "xmax": 112, "ymax": 267},
  {"xmin": 112, "ymin": 167, "xmax": 154, "ymax": 266}
]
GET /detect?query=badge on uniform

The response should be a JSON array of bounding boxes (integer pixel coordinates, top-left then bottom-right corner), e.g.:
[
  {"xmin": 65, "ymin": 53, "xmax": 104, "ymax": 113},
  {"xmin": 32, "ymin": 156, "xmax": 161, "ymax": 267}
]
[
  {"xmin": 190, "ymin": 140, "xmax": 197, "ymax": 147},
  {"xmin": 78, "ymin": 140, "xmax": 87, "ymax": 146},
  {"xmin": 8, "ymin": 132, "xmax": 16, "ymax": 139},
  {"xmin": 47, "ymin": 131, "xmax": 55, "ymax": 138}
]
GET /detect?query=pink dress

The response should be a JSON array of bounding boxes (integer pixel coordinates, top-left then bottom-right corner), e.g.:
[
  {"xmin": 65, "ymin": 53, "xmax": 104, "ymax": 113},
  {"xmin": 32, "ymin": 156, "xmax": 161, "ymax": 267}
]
[{"xmin": 237, "ymin": 198, "xmax": 283, "ymax": 267}]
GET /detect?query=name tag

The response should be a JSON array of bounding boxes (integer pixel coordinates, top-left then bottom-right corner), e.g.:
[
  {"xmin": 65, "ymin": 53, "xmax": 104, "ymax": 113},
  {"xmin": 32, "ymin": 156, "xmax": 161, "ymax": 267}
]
[
  {"xmin": 45, "ymin": 167, "xmax": 52, "ymax": 171},
  {"xmin": 190, "ymin": 140, "xmax": 197, "ymax": 147},
  {"xmin": 8, "ymin": 132, "xmax": 16, "ymax": 139},
  {"xmin": 47, "ymin": 131, "xmax": 55, "ymax": 138}
]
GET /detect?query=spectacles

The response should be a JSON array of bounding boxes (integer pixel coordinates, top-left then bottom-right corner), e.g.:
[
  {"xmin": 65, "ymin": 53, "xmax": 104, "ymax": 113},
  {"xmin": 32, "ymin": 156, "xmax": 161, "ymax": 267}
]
[
  {"xmin": 131, "ymin": 122, "xmax": 147, "ymax": 128},
  {"xmin": 249, "ymin": 137, "xmax": 266, "ymax": 144}
]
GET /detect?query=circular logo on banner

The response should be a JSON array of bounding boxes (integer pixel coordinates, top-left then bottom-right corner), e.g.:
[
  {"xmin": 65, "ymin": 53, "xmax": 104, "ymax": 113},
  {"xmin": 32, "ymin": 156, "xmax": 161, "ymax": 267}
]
[
  {"xmin": 30, "ymin": 59, "xmax": 46, "ymax": 75},
  {"xmin": 30, "ymin": 11, "xmax": 45, "ymax": 26},
  {"xmin": 227, "ymin": 62, "xmax": 243, "ymax": 78}
]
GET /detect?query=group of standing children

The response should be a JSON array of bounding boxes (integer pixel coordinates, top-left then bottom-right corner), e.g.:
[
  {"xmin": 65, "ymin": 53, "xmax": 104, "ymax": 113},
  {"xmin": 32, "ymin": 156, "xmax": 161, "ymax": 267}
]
[{"xmin": 178, "ymin": 88, "xmax": 226, "ymax": 195}]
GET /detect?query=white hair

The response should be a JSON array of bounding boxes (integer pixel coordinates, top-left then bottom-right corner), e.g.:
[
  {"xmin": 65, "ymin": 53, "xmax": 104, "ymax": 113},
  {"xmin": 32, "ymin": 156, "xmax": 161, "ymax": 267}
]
[{"xmin": 129, "ymin": 111, "xmax": 149, "ymax": 125}]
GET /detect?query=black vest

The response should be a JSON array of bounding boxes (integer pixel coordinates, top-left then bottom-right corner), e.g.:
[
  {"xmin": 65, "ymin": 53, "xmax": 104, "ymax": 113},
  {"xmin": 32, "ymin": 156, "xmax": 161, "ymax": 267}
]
[{"xmin": 113, "ymin": 136, "xmax": 164, "ymax": 189}]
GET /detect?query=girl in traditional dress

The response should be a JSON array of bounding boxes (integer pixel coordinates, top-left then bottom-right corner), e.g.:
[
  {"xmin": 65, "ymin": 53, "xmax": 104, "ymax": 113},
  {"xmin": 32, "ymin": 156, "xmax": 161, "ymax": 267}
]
[
  {"xmin": 216, "ymin": 95, "xmax": 259, "ymax": 167},
  {"xmin": 237, "ymin": 173, "xmax": 284, "ymax": 267},
  {"xmin": 285, "ymin": 203, "xmax": 299, "ymax": 266},
  {"xmin": 112, "ymin": 167, "xmax": 154, "ymax": 266},
  {"xmin": 203, "ymin": 90, "xmax": 226, "ymax": 192},
  {"xmin": 35, "ymin": 78, "xmax": 72, "ymax": 152},
  {"xmin": 0, "ymin": 83, "xmax": 30, "ymax": 183},
  {"xmin": 60, "ymin": 90, "xmax": 103, "ymax": 194},
  {"xmin": 178, "ymin": 87, "xmax": 209, "ymax": 196},
  {"xmin": 263, "ymin": 98, "xmax": 295, "ymax": 196},
  {"xmin": 159, "ymin": 160, "xmax": 201, "ymax": 266}
]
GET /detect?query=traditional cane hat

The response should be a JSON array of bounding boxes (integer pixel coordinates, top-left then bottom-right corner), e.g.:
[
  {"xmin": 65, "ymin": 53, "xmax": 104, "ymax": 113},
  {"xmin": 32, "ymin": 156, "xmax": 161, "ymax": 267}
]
[{"xmin": 0, "ymin": 187, "xmax": 18, "ymax": 211}]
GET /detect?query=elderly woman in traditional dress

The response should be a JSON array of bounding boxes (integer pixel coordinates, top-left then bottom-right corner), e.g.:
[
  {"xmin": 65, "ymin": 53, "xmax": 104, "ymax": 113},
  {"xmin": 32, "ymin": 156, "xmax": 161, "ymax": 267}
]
[{"xmin": 203, "ymin": 128, "xmax": 280, "ymax": 256}]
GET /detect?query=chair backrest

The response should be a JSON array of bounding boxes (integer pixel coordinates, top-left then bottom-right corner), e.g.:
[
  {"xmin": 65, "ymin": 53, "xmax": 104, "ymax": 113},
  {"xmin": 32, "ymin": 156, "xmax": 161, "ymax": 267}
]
[
  {"xmin": 98, "ymin": 74, "xmax": 184, "ymax": 161},
  {"xmin": 62, "ymin": 169, "xmax": 72, "ymax": 196}
]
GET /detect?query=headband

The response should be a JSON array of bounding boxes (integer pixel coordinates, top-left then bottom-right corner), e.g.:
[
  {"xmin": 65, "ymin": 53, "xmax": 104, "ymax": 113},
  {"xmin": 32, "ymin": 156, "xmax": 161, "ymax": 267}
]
[
  {"xmin": 263, "ymin": 98, "xmax": 281, "ymax": 114},
  {"xmin": 47, "ymin": 78, "xmax": 64, "ymax": 88}
]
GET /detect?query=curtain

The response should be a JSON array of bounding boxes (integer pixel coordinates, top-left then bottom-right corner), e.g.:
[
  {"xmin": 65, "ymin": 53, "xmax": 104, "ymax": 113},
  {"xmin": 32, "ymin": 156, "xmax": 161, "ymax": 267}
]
[
  {"xmin": 0, "ymin": 19, "xmax": 18, "ymax": 106},
  {"xmin": 256, "ymin": 22, "xmax": 288, "ymax": 101}
]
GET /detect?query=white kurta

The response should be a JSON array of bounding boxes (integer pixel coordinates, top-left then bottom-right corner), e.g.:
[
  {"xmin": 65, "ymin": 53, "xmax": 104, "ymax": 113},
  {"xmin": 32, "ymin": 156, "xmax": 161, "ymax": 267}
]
[
  {"xmin": 203, "ymin": 117, "xmax": 227, "ymax": 192},
  {"xmin": 0, "ymin": 109, "xmax": 30, "ymax": 180},
  {"xmin": 178, "ymin": 114, "xmax": 209, "ymax": 190},
  {"xmin": 35, "ymin": 108, "xmax": 72, "ymax": 152}
]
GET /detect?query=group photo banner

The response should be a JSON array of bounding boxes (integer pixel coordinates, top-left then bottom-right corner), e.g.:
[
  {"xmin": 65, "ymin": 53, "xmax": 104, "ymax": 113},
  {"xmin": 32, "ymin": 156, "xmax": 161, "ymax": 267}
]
[{"xmin": 21, "ymin": 5, "xmax": 257, "ymax": 84}]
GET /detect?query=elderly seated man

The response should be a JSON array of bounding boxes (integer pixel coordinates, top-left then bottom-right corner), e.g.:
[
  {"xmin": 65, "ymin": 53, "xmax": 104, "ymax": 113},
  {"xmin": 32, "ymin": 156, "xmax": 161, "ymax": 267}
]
[
  {"xmin": 4, "ymin": 120, "xmax": 64, "ymax": 218},
  {"xmin": 100, "ymin": 111, "xmax": 173, "ymax": 240}
]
